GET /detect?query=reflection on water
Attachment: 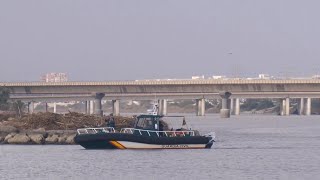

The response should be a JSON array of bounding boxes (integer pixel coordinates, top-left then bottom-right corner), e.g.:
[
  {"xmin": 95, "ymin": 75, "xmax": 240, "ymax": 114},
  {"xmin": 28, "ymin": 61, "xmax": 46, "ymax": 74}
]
[{"xmin": 1, "ymin": 115, "xmax": 320, "ymax": 180}]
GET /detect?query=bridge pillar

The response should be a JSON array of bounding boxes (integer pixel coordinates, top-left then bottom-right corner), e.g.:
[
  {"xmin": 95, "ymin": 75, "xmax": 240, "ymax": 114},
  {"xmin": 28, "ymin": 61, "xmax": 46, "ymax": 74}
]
[
  {"xmin": 157, "ymin": 100, "xmax": 163, "ymax": 115},
  {"xmin": 163, "ymin": 99, "xmax": 168, "ymax": 116},
  {"xmin": 306, "ymin": 98, "xmax": 312, "ymax": 116},
  {"xmin": 90, "ymin": 100, "xmax": 94, "ymax": 114},
  {"xmin": 285, "ymin": 98, "xmax": 290, "ymax": 116},
  {"xmin": 280, "ymin": 98, "xmax": 289, "ymax": 116},
  {"xmin": 85, "ymin": 101, "xmax": 89, "ymax": 114},
  {"xmin": 53, "ymin": 102, "xmax": 57, "ymax": 113},
  {"xmin": 280, "ymin": 99, "xmax": 286, "ymax": 116},
  {"xmin": 196, "ymin": 98, "xmax": 205, "ymax": 116},
  {"xmin": 230, "ymin": 98, "xmax": 240, "ymax": 116},
  {"xmin": 45, "ymin": 103, "xmax": 48, "ymax": 112},
  {"xmin": 85, "ymin": 101, "xmax": 88, "ymax": 114},
  {"xmin": 93, "ymin": 93, "xmax": 105, "ymax": 116},
  {"xmin": 220, "ymin": 92, "xmax": 232, "ymax": 118},
  {"xmin": 31, "ymin": 102, "xmax": 35, "ymax": 114},
  {"xmin": 230, "ymin": 99, "xmax": 235, "ymax": 115},
  {"xmin": 28, "ymin": 102, "xmax": 35, "ymax": 114},
  {"xmin": 162, "ymin": 99, "xmax": 167, "ymax": 116},
  {"xmin": 112, "ymin": 100, "xmax": 120, "ymax": 116},
  {"xmin": 27, "ymin": 102, "xmax": 30, "ymax": 114},
  {"xmin": 235, "ymin": 98, "xmax": 240, "ymax": 116},
  {"xmin": 157, "ymin": 99, "xmax": 168, "ymax": 116},
  {"xmin": 299, "ymin": 98, "xmax": 305, "ymax": 115}
]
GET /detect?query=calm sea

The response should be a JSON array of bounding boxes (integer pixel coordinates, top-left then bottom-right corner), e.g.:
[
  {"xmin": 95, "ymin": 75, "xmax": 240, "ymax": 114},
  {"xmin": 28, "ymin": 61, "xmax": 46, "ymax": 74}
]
[{"xmin": 1, "ymin": 115, "xmax": 320, "ymax": 180}]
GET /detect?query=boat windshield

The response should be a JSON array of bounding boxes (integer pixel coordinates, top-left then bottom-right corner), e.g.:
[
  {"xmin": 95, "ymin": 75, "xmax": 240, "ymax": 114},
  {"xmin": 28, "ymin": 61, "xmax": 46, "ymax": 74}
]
[
  {"xmin": 134, "ymin": 115, "xmax": 162, "ymax": 131},
  {"xmin": 134, "ymin": 115, "xmax": 187, "ymax": 131}
]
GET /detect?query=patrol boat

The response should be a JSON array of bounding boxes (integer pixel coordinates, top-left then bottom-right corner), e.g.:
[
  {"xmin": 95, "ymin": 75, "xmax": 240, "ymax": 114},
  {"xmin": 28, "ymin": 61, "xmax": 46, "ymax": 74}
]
[{"xmin": 74, "ymin": 115, "xmax": 215, "ymax": 149}]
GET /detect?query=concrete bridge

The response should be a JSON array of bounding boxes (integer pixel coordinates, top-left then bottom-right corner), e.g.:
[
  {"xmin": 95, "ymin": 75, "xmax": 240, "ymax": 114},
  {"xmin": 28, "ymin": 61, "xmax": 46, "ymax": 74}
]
[{"xmin": 2, "ymin": 79, "xmax": 320, "ymax": 117}]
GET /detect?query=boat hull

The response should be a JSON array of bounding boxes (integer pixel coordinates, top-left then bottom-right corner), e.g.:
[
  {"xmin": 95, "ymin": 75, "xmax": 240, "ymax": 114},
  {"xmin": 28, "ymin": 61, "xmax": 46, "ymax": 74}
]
[{"xmin": 74, "ymin": 133, "xmax": 213, "ymax": 149}]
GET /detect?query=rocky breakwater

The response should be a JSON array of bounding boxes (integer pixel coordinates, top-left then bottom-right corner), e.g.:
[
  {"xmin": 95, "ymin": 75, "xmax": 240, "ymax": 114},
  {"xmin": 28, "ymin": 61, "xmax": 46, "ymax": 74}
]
[
  {"xmin": 0, "ymin": 112, "xmax": 136, "ymax": 145},
  {"xmin": 0, "ymin": 126, "xmax": 77, "ymax": 145}
]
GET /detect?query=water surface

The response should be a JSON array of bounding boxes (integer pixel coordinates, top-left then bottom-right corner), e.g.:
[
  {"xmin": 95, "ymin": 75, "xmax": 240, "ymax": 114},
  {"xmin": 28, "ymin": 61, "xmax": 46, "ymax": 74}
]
[{"xmin": 1, "ymin": 115, "xmax": 320, "ymax": 180}]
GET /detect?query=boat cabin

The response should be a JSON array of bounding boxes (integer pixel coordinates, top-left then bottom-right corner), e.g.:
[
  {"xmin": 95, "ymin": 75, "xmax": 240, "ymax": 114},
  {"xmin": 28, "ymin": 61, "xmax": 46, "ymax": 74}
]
[{"xmin": 134, "ymin": 115, "xmax": 163, "ymax": 131}]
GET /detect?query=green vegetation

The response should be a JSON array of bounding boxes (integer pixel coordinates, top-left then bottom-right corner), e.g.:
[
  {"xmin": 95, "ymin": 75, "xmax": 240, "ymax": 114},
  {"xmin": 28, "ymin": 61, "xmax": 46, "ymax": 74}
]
[
  {"xmin": 0, "ymin": 87, "xmax": 25, "ymax": 116},
  {"xmin": 0, "ymin": 87, "xmax": 10, "ymax": 110},
  {"xmin": 12, "ymin": 100, "xmax": 26, "ymax": 117},
  {"xmin": 241, "ymin": 99, "xmax": 275, "ymax": 111}
]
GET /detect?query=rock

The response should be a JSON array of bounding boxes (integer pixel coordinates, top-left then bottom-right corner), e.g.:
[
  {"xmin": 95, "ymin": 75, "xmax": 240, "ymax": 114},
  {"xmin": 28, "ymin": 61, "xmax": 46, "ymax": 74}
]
[
  {"xmin": 0, "ymin": 136, "xmax": 4, "ymax": 143},
  {"xmin": 0, "ymin": 125, "xmax": 19, "ymax": 136},
  {"xmin": 29, "ymin": 134, "xmax": 45, "ymax": 144},
  {"xmin": 58, "ymin": 135, "xmax": 67, "ymax": 144},
  {"xmin": 7, "ymin": 117, "xmax": 16, "ymax": 121},
  {"xmin": 47, "ymin": 130, "xmax": 76, "ymax": 136},
  {"xmin": 35, "ymin": 128, "xmax": 46, "ymax": 132},
  {"xmin": 4, "ymin": 133, "xmax": 16, "ymax": 143},
  {"xmin": 45, "ymin": 134, "xmax": 59, "ymax": 144},
  {"xmin": 7, "ymin": 133, "xmax": 31, "ymax": 144},
  {"xmin": 65, "ymin": 134, "xmax": 76, "ymax": 144},
  {"xmin": 25, "ymin": 130, "xmax": 48, "ymax": 139}
]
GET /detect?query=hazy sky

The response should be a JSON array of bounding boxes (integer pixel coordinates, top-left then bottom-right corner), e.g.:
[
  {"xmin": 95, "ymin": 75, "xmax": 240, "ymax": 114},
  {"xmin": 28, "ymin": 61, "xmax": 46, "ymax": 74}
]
[{"xmin": 1, "ymin": 0, "xmax": 320, "ymax": 81}]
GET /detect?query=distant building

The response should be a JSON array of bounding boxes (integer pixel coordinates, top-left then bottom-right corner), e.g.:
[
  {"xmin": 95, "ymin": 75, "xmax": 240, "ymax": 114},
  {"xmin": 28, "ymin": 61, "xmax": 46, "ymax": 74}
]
[
  {"xmin": 312, "ymin": 75, "xmax": 320, "ymax": 79},
  {"xmin": 41, "ymin": 73, "xmax": 68, "ymax": 82},
  {"xmin": 258, "ymin": 74, "xmax": 271, "ymax": 80},
  {"xmin": 211, "ymin": 75, "xmax": 226, "ymax": 80},
  {"xmin": 192, "ymin": 75, "xmax": 205, "ymax": 80}
]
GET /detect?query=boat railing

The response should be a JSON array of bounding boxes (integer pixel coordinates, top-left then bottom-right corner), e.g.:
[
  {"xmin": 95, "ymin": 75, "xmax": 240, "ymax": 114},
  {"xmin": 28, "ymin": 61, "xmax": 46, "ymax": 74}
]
[
  {"xmin": 120, "ymin": 128, "xmax": 195, "ymax": 137},
  {"xmin": 77, "ymin": 127, "xmax": 115, "ymax": 135}
]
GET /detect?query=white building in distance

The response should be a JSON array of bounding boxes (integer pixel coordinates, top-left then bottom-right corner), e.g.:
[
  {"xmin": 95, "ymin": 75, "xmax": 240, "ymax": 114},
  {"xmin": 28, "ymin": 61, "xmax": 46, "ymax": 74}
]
[
  {"xmin": 191, "ymin": 75, "xmax": 205, "ymax": 80},
  {"xmin": 211, "ymin": 75, "xmax": 226, "ymax": 80},
  {"xmin": 258, "ymin": 74, "xmax": 272, "ymax": 79},
  {"xmin": 41, "ymin": 73, "xmax": 68, "ymax": 82}
]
